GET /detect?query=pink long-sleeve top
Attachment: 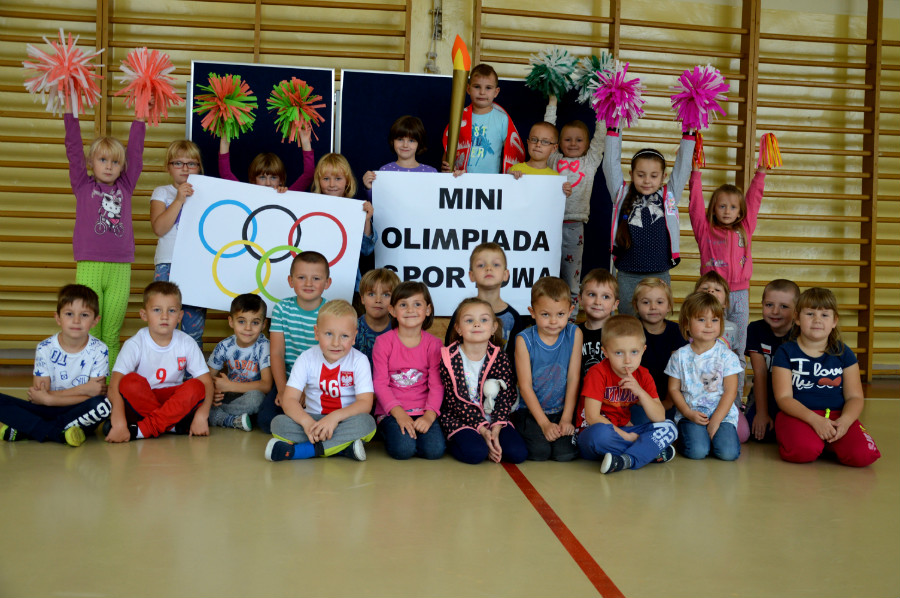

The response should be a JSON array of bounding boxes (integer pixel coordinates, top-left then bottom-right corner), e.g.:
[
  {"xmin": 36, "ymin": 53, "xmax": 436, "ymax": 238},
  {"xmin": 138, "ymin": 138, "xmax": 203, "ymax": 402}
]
[
  {"xmin": 218, "ymin": 150, "xmax": 315, "ymax": 191},
  {"xmin": 372, "ymin": 329, "xmax": 444, "ymax": 419},
  {"xmin": 65, "ymin": 113, "xmax": 145, "ymax": 263},
  {"xmin": 689, "ymin": 170, "xmax": 766, "ymax": 291}
]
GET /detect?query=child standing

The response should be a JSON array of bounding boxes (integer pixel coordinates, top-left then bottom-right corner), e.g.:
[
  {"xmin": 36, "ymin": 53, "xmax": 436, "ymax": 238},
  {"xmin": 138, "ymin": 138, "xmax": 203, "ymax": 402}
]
[
  {"xmin": 218, "ymin": 125, "xmax": 314, "ymax": 192},
  {"xmin": 105, "ymin": 282, "xmax": 213, "ymax": 442},
  {"xmin": 690, "ymin": 160, "xmax": 766, "ymax": 406},
  {"xmin": 265, "ymin": 300, "xmax": 377, "ymax": 462},
  {"xmin": 206, "ymin": 294, "xmax": 272, "ymax": 432},
  {"xmin": 631, "ymin": 277, "xmax": 687, "ymax": 421},
  {"xmin": 603, "ymin": 128, "xmax": 695, "ymax": 315},
  {"xmin": 355, "ymin": 268, "xmax": 400, "ymax": 369},
  {"xmin": 576, "ymin": 315, "xmax": 678, "ymax": 474},
  {"xmin": 444, "ymin": 243, "xmax": 527, "ymax": 357},
  {"xmin": 544, "ymin": 94, "xmax": 605, "ymax": 303},
  {"xmin": 745, "ymin": 279, "xmax": 800, "ymax": 441},
  {"xmin": 512, "ymin": 276, "xmax": 582, "ymax": 461},
  {"xmin": 578, "ymin": 268, "xmax": 619, "ymax": 377},
  {"xmin": 64, "ymin": 109, "xmax": 146, "ymax": 367},
  {"xmin": 362, "ymin": 115, "xmax": 437, "ymax": 196},
  {"xmin": 440, "ymin": 297, "xmax": 527, "ymax": 465},
  {"xmin": 149, "ymin": 140, "xmax": 206, "ymax": 348},
  {"xmin": 771, "ymin": 287, "xmax": 880, "ymax": 466},
  {"xmin": 373, "ymin": 282, "xmax": 445, "ymax": 460},
  {"xmin": 509, "ymin": 122, "xmax": 573, "ymax": 198},
  {"xmin": 259, "ymin": 251, "xmax": 331, "ymax": 434},
  {"xmin": 0, "ymin": 285, "xmax": 109, "ymax": 446},
  {"xmin": 441, "ymin": 64, "xmax": 525, "ymax": 174},
  {"xmin": 311, "ymin": 153, "xmax": 376, "ymax": 292},
  {"xmin": 664, "ymin": 292, "xmax": 742, "ymax": 461}
]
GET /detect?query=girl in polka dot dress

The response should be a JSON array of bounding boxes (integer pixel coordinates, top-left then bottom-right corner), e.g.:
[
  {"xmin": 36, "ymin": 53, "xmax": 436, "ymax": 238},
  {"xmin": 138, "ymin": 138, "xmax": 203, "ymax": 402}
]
[{"xmin": 602, "ymin": 127, "xmax": 695, "ymax": 316}]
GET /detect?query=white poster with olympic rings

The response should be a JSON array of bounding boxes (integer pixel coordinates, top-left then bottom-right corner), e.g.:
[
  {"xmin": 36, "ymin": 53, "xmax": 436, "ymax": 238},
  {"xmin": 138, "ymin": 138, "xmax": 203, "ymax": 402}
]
[
  {"xmin": 373, "ymin": 171, "xmax": 566, "ymax": 316},
  {"xmin": 170, "ymin": 175, "xmax": 365, "ymax": 314}
]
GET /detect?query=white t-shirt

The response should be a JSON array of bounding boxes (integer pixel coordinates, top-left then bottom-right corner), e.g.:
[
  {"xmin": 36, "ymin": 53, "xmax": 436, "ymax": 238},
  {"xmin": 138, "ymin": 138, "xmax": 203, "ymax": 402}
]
[
  {"xmin": 151, "ymin": 184, "xmax": 179, "ymax": 265},
  {"xmin": 33, "ymin": 333, "xmax": 109, "ymax": 391},
  {"xmin": 114, "ymin": 328, "xmax": 208, "ymax": 389},
  {"xmin": 287, "ymin": 346, "xmax": 374, "ymax": 415}
]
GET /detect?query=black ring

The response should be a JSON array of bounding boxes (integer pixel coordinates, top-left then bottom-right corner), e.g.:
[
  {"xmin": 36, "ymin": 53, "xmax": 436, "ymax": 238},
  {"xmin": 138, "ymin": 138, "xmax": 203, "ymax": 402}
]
[{"xmin": 241, "ymin": 204, "xmax": 300, "ymax": 263}]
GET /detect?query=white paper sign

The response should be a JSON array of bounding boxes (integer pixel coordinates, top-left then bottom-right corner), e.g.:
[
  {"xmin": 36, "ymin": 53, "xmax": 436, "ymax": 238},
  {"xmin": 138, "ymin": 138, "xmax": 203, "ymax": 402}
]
[
  {"xmin": 373, "ymin": 171, "xmax": 565, "ymax": 316},
  {"xmin": 170, "ymin": 175, "xmax": 365, "ymax": 314}
]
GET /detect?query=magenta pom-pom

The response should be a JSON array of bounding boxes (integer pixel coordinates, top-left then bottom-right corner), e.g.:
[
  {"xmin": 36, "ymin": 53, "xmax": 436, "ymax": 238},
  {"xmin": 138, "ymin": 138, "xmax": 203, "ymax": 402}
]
[
  {"xmin": 114, "ymin": 48, "xmax": 184, "ymax": 126},
  {"xmin": 670, "ymin": 65, "xmax": 729, "ymax": 132},
  {"xmin": 591, "ymin": 61, "xmax": 645, "ymax": 129},
  {"xmin": 23, "ymin": 29, "xmax": 103, "ymax": 117}
]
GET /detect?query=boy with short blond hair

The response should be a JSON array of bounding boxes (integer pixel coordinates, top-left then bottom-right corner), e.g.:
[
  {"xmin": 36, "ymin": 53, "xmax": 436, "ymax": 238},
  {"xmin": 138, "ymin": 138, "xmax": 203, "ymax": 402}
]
[
  {"xmin": 207, "ymin": 293, "xmax": 272, "ymax": 431},
  {"xmin": 265, "ymin": 299, "xmax": 377, "ymax": 462},
  {"xmin": 745, "ymin": 278, "xmax": 801, "ymax": 441},
  {"xmin": 258, "ymin": 251, "xmax": 331, "ymax": 433},
  {"xmin": 355, "ymin": 268, "xmax": 400, "ymax": 368},
  {"xmin": 512, "ymin": 276, "xmax": 582, "ymax": 461},
  {"xmin": 576, "ymin": 315, "xmax": 678, "ymax": 473},
  {"xmin": 441, "ymin": 63, "xmax": 525, "ymax": 174},
  {"xmin": 0, "ymin": 284, "xmax": 110, "ymax": 446},
  {"xmin": 578, "ymin": 268, "xmax": 619, "ymax": 377},
  {"xmin": 444, "ymin": 242, "xmax": 527, "ymax": 356},
  {"xmin": 105, "ymin": 281, "xmax": 213, "ymax": 442}
]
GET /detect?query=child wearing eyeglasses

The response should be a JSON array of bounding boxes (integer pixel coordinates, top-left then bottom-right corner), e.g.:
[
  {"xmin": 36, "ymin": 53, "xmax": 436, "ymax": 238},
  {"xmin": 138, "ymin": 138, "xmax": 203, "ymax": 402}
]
[
  {"xmin": 148, "ymin": 140, "xmax": 207, "ymax": 348},
  {"xmin": 509, "ymin": 122, "xmax": 572, "ymax": 200}
]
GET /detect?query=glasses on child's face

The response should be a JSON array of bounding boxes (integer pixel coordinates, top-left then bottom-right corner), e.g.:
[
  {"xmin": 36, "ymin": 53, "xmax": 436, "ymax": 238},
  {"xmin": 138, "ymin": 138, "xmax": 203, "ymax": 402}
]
[
  {"xmin": 527, "ymin": 137, "xmax": 556, "ymax": 146},
  {"xmin": 170, "ymin": 161, "xmax": 200, "ymax": 169}
]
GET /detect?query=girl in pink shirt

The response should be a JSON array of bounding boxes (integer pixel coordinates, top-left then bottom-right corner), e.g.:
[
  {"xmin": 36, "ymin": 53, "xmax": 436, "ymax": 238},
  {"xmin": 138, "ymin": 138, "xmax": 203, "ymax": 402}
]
[{"xmin": 372, "ymin": 282, "xmax": 445, "ymax": 460}]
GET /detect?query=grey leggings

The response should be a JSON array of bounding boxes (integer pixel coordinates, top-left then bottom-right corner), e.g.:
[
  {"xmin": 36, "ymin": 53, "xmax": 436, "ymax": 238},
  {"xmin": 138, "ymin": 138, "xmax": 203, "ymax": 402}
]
[
  {"xmin": 208, "ymin": 390, "xmax": 265, "ymax": 426},
  {"xmin": 271, "ymin": 412, "xmax": 376, "ymax": 457}
]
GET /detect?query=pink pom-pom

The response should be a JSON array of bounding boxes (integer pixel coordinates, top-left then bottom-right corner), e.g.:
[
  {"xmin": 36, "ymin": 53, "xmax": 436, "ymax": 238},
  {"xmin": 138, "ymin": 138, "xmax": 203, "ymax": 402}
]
[
  {"xmin": 670, "ymin": 65, "xmax": 729, "ymax": 132},
  {"xmin": 114, "ymin": 47, "xmax": 184, "ymax": 126},
  {"xmin": 23, "ymin": 29, "xmax": 103, "ymax": 117},
  {"xmin": 591, "ymin": 61, "xmax": 645, "ymax": 129}
]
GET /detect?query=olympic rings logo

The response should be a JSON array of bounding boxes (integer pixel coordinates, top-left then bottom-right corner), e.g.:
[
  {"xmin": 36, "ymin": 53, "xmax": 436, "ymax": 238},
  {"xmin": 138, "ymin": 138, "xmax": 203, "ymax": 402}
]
[{"xmin": 198, "ymin": 200, "xmax": 348, "ymax": 301}]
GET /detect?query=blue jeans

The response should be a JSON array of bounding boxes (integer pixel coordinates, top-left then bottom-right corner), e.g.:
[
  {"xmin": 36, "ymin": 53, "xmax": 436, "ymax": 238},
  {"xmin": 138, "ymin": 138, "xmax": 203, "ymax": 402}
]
[
  {"xmin": 678, "ymin": 419, "xmax": 740, "ymax": 461},
  {"xmin": 578, "ymin": 420, "xmax": 678, "ymax": 469},
  {"xmin": 155, "ymin": 263, "xmax": 206, "ymax": 349},
  {"xmin": 380, "ymin": 414, "xmax": 446, "ymax": 460}
]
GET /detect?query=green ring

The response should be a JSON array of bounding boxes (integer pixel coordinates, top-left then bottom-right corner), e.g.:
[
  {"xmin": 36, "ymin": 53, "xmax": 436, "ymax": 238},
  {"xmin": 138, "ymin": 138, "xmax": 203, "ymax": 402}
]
[{"xmin": 256, "ymin": 245, "xmax": 302, "ymax": 303}]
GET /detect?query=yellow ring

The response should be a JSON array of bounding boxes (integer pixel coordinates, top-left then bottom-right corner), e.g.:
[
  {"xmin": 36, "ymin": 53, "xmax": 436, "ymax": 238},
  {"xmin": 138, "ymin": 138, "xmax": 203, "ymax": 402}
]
[{"xmin": 212, "ymin": 240, "xmax": 272, "ymax": 298}]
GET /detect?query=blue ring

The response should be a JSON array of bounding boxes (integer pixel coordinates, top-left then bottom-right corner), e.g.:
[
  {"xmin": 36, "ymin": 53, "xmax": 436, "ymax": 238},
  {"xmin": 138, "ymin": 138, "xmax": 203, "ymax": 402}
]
[{"xmin": 199, "ymin": 200, "xmax": 258, "ymax": 258}]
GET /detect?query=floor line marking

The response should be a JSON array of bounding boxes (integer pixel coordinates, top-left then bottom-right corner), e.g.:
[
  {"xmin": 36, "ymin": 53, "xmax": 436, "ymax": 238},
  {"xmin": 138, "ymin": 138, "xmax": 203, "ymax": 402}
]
[{"xmin": 503, "ymin": 463, "xmax": 625, "ymax": 598}]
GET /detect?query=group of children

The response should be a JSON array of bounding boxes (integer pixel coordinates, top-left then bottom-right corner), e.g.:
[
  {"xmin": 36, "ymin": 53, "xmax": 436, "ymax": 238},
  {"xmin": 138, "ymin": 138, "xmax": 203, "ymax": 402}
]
[{"xmin": 0, "ymin": 63, "xmax": 882, "ymax": 472}]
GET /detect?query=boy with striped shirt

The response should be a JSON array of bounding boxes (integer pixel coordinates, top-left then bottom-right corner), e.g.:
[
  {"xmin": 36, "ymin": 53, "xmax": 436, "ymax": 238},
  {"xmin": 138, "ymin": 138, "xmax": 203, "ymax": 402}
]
[{"xmin": 258, "ymin": 252, "xmax": 331, "ymax": 433}]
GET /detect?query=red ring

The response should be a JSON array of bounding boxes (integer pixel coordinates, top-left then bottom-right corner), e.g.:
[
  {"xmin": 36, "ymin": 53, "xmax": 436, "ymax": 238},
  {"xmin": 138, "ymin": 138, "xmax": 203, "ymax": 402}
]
[{"xmin": 287, "ymin": 211, "xmax": 348, "ymax": 267}]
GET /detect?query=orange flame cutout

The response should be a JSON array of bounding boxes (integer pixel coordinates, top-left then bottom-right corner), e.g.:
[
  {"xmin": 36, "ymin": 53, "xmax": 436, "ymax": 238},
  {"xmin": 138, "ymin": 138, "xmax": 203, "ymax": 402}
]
[{"xmin": 451, "ymin": 35, "xmax": 471, "ymax": 71}]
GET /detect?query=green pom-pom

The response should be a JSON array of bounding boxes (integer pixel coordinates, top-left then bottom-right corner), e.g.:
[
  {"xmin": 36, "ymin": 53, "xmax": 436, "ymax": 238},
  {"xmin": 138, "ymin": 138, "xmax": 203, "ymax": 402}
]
[
  {"xmin": 192, "ymin": 73, "xmax": 257, "ymax": 141},
  {"xmin": 266, "ymin": 77, "xmax": 326, "ymax": 145},
  {"xmin": 574, "ymin": 52, "xmax": 615, "ymax": 105},
  {"xmin": 525, "ymin": 47, "xmax": 577, "ymax": 98}
]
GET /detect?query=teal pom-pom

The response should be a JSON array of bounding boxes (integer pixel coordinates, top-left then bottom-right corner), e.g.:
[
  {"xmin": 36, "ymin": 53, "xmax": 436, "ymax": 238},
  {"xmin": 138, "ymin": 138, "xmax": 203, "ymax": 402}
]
[{"xmin": 525, "ymin": 47, "xmax": 577, "ymax": 98}]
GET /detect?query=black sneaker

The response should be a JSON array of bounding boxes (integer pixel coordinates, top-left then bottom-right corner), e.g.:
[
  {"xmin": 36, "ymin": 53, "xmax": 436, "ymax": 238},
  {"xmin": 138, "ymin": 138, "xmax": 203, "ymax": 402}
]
[
  {"xmin": 654, "ymin": 445, "xmax": 676, "ymax": 464},
  {"xmin": 265, "ymin": 438, "xmax": 295, "ymax": 462},
  {"xmin": 600, "ymin": 453, "xmax": 629, "ymax": 474},
  {"xmin": 101, "ymin": 420, "xmax": 139, "ymax": 440},
  {"xmin": 1, "ymin": 424, "xmax": 20, "ymax": 442}
]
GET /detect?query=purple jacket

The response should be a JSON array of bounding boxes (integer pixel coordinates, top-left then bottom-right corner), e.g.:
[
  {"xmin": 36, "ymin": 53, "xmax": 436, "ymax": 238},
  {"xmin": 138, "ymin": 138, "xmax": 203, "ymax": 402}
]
[{"xmin": 65, "ymin": 114, "xmax": 145, "ymax": 263}]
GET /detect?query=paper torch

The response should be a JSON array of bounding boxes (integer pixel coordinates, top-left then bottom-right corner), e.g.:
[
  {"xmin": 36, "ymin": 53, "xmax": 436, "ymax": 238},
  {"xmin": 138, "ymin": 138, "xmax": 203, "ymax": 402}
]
[{"xmin": 444, "ymin": 35, "xmax": 471, "ymax": 169}]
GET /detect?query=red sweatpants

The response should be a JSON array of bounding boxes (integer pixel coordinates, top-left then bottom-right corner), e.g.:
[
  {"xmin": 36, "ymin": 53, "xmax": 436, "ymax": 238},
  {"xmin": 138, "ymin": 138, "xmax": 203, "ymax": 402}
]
[
  {"xmin": 775, "ymin": 410, "xmax": 881, "ymax": 467},
  {"xmin": 119, "ymin": 373, "xmax": 205, "ymax": 438}
]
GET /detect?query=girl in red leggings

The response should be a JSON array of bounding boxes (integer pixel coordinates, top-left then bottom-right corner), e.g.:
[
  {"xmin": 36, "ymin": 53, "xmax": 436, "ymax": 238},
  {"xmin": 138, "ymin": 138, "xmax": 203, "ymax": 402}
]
[{"xmin": 771, "ymin": 287, "xmax": 880, "ymax": 467}]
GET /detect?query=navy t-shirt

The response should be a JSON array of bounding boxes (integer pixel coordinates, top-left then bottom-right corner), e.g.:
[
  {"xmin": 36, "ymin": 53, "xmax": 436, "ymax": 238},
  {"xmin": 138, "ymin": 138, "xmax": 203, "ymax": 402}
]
[
  {"xmin": 771, "ymin": 341, "xmax": 857, "ymax": 411},
  {"xmin": 745, "ymin": 319, "xmax": 789, "ymax": 416},
  {"xmin": 641, "ymin": 320, "xmax": 687, "ymax": 401}
]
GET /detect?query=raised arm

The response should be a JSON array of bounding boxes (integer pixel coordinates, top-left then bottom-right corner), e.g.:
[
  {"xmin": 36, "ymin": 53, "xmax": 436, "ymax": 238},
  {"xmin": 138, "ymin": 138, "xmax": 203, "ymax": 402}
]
[
  {"xmin": 602, "ymin": 128, "xmax": 625, "ymax": 198},
  {"xmin": 743, "ymin": 169, "xmax": 767, "ymax": 235},
  {"xmin": 666, "ymin": 133, "xmax": 696, "ymax": 204},
  {"xmin": 63, "ymin": 112, "xmax": 91, "ymax": 189},
  {"xmin": 288, "ymin": 126, "xmax": 315, "ymax": 192},
  {"xmin": 217, "ymin": 134, "xmax": 239, "ymax": 182},
  {"xmin": 688, "ymin": 170, "xmax": 709, "ymax": 238}
]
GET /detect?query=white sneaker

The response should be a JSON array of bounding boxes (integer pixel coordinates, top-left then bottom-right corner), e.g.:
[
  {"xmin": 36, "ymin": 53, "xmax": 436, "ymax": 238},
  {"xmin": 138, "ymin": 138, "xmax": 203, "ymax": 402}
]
[{"xmin": 347, "ymin": 439, "xmax": 366, "ymax": 461}]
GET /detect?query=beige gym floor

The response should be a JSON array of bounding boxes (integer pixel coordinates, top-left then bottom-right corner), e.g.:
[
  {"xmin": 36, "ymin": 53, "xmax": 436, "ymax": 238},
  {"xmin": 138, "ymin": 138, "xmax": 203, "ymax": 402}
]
[{"xmin": 1, "ymin": 382, "xmax": 897, "ymax": 598}]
